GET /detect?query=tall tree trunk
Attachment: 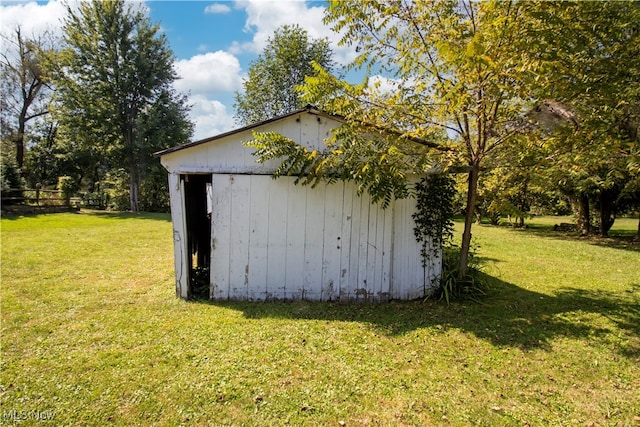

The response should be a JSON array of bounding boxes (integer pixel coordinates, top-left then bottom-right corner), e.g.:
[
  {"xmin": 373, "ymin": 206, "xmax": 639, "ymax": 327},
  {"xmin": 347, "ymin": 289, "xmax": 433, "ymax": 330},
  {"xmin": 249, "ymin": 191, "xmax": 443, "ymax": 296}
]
[
  {"xmin": 459, "ymin": 165, "xmax": 480, "ymax": 279},
  {"xmin": 13, "ymin": 134, "xmax": 25, "ymax": 170},
  {"xmin": 124, "ymin": 126, "xmax": 140, "ymax": 212},
  {"xmin": 577, "ymin": 193, "xmax": 590, "ymax": 235},
  {"xmin": 129, "ymin": 162, "xmax": 140, "ymax": 212},
  {"xmin": 636, "ymin": 215, "xmax": 640, "ymax": 242},
  {"xmin": 598, "ymin": 190, "xmax": 615, "ymax": 237},
  {"xmin": 14, "ymin": 110, "xmax": 27, "ymax": 169}
]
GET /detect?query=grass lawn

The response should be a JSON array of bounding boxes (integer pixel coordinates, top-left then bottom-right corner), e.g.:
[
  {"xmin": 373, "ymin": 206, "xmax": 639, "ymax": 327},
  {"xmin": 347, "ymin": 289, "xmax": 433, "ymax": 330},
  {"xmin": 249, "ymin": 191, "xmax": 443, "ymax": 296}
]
[{"xmin": 1, "ymin": 210, "xmax": 639, "ymax": 426}]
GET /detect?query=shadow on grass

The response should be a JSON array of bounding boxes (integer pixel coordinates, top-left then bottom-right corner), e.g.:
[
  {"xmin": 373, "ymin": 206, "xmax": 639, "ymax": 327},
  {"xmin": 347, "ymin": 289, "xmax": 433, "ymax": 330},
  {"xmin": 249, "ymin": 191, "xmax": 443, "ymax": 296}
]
[
  {"xmin": 496, "ymin": 221, "xmax": 640, "ymax": 253},
  {"xmin": 204, "ymin": 275, "xmax": 640, "ymax": 359}
]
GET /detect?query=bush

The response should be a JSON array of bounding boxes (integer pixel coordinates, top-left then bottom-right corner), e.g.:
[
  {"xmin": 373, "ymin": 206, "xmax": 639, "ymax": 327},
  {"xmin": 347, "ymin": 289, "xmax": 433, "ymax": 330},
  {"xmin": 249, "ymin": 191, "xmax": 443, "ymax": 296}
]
[
  {"xmin": 100, "ymin": 170, "xmax": 130, "ymax": 211},
  {"xmin": 413, "ymin": 174, "xmax": 456, "ymax": 267},
  {"xmin": 139, "ymin": 170, "xmax": 170, "ymax": 213},
  {"xmin": 57, "ymin": 176, "xmax": 78, "ymax": 206},
  {"xmin": 100, "ymin": 169, "xmax": 171, "ymax": 212},
  {"xmin": 431, "ymin": 245, "xmax": 489, "ymax": 304},
  {"xmin": 81, "ymin": 190, "xmax": 110, "ymax": 210}
]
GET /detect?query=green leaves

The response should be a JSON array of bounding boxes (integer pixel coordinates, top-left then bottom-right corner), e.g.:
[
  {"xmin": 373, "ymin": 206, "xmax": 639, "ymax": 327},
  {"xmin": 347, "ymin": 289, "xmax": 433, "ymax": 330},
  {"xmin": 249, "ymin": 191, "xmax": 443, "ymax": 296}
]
[
  {"xmin": 246, "ymin": 124, "xmax": 433, "ymax": 207},
  {"xmin": 413, "ymin": 174, "xmax": 456, "ymax": 261},
  {"xmin": 234, "ymin": 25, "xmax": 334, "ymax": 126},
  {"xmin": 249, "ymin": 0, "xmax": 640, "ymax": 268},
  {"xmin": 50, "ymin": 0, "xmax": 191, "ymax": 211},
  {"xmin": 247, "ymin": 132, "xmax": 319, "ymax": 182}
]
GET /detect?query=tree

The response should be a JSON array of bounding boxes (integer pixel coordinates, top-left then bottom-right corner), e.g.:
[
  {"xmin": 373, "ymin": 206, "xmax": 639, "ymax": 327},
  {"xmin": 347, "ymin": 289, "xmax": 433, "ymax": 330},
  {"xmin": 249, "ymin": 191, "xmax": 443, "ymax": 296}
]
[
  {"xmin": 0, "ymin": 26, "xmax": 54, "ymax": 169},
  {"xmin": 520, "ymin": 1, "xmax": 640, "ymax": 236},
  {"xmin": 475, "ymin": 134, "xmax": 550, "ymax": 227},
  {"xmin": 250, "ymin": 1, "xmax": 534, "ymax": 278},
  {"xmin": 234, "ymin": 24, "xmax": 334, "ymax": 125},
  {"xmin": 22, "ymin": 118, "xmax": 61, "ymax": 188},
  {"xmin": 50, "ymin": 0, "xmax": 191, "ymax": 211},
  {"xmin": 618, "ymin": 160, "xmax": 640, "ymax": 241},
  {"xmin": 137, "ymin": 88, "xmax": 193, "ymax": 211},
  {"xmin": 249, "ymin": 1, "xmax": 640, "ymax": 277}
]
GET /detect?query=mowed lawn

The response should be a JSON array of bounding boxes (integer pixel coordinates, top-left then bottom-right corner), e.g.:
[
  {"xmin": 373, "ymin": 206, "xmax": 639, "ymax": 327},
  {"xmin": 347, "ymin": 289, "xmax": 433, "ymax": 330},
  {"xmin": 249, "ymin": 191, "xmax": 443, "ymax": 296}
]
[{"xmin": 1, "ymin": 211, "xmax": 639, "ymax": 426}]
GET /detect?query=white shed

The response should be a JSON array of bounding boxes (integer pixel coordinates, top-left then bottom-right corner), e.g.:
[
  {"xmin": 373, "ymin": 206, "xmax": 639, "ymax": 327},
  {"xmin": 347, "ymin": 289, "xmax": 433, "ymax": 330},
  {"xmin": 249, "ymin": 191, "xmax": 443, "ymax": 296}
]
[{"xmin": 157, "ymin": 106, "xmax": 439, "ymax": 302}]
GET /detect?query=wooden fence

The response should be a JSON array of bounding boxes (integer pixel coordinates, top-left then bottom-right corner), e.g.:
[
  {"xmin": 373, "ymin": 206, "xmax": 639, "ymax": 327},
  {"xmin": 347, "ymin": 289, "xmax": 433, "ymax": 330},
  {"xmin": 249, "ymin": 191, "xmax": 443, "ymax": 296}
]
[
  {"xmin": 2, "ymin": 188, "xmax": 73, "ymax": 207},
  {"xmin": 1, "ymin": 188, "xmax": 107, "ymax": 210}
]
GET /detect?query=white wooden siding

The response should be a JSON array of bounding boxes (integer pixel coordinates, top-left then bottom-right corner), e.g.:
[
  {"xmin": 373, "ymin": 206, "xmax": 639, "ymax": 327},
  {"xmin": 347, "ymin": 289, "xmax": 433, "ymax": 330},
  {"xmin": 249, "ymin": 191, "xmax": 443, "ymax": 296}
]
[
  {"xmin": 161, "ymin": 112, "xmax": 335, "ymax": 175},
  {"xmin": 210, "ymin": 174, "xmax": 232, "ymax": 299},
  {"xmin": 167, "ymin": 172, "xmax": 189, "ymax": 299},
  {"xmin": 390, "ymin": 195, "xmax": 438, "ymax": 299},
  {"xmin": 161, "ymin": 109, "xmax": 440, "ymax": 302},
  {"xmin": 208, "ymin": 174, "xmax": 430, "ymax": 302}
]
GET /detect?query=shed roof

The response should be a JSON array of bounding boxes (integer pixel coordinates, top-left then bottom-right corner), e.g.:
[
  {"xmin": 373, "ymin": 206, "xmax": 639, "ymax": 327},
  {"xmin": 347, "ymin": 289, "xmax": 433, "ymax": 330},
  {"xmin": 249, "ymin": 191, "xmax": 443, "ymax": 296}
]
[{"xmin": 154, "ymin": 105, "xmax": 343, "ymax": 157}]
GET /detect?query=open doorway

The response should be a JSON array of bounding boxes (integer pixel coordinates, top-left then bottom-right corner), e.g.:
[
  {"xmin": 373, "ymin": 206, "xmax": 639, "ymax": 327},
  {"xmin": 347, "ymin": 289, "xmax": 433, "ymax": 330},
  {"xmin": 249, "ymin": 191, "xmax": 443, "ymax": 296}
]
[{"xmin": 182, "ymin": 174, "xmax": 212, "ymax": 299}]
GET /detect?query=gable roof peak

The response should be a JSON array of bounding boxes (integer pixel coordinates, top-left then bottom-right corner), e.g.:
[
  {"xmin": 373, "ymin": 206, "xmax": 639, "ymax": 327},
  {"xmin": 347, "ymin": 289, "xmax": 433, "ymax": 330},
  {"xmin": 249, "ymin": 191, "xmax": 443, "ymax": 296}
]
[{"xmin": 154, "ymin": 105, "xmax": 341, "ymax": 157}]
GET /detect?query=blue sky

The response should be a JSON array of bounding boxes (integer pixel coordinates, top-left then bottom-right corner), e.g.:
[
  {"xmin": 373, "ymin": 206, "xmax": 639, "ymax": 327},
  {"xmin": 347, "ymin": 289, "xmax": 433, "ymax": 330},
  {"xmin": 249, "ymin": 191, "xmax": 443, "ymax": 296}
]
[
  {"xmin": 0, "ymin": 1, "xmax": 358, "ymax": 140},
  {"xmin": 151, "ymin": 2, "xmax": 250, "ymax": 58}
]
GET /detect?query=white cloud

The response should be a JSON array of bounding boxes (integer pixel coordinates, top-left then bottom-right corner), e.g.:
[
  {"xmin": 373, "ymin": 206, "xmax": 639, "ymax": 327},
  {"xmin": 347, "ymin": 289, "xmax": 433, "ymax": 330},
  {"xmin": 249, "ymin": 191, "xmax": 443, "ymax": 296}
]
[
  {"xmin": 0, "ymin": 0, "xmax": 66, "ymax": 39},
  {"xmin": 204, "ymin": 3, "xmax": 231, "ymax": 14},
  {"xmin": 173, "ymin": 51, "xmax": 246, "ymax": 138},
  {"xmin": 187, "ymin": 95, "xmax": 236, "ymax": 140},
  {"xmin": 228, "ymin": 40, "xmax": 254, "ymax": 56},
  {"xmin": 234, "ymin": 0, "xmax": 357, "ymax": 66},
  {"xmin": 173, "ymin": 51, "xmax": 244, "ymax": 97}
]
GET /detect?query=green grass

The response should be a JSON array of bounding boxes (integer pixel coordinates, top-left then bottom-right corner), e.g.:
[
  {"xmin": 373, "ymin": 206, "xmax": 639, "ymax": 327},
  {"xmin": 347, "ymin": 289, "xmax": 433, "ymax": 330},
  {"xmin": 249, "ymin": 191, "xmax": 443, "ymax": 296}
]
[{"xmin": 1, "ymin": 211, "xmax": 639, "ymax": 426}]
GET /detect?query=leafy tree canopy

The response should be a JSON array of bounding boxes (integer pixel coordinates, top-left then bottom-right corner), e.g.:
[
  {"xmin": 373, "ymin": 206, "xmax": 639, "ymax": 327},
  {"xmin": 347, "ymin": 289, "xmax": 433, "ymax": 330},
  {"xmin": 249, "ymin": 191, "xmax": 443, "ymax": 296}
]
[
  {"xmin": 520, "ymin": 1, "xmax": 640, "ymax": 236},
  {"xmin": 49, "ymin": 0, "xmax": 192, "ymax": 211},
  {"xmin": 234, "ymin": 24, "xmax": 334, "ymax": 125},
  {"xmin": 0, "ymin": 26, "xmax": 55, "ymax": 168},
  {"xmin": 248, "ymin": 0, "xmax": 640, "ymax": 274},
  {"xmin": 250, "ymin": 0, "xmax": 533, "ymax": 276}
]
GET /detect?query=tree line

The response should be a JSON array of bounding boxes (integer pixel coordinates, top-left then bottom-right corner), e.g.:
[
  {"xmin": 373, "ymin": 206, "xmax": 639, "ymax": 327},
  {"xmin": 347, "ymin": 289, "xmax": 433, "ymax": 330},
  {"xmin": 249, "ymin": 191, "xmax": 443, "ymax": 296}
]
[{"xmin": 1, "ymin": 0, "xmax": 192, "ymax": 212}]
